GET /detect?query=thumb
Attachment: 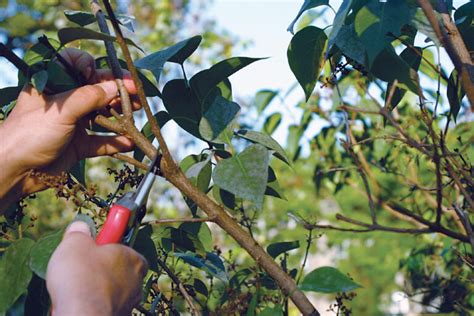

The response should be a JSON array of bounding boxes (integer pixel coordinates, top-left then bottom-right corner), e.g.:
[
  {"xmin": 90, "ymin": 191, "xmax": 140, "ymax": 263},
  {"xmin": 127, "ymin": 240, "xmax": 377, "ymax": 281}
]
[{"xmin": 64, "ymin": 220, "xmax": 93, "ymax": 238}]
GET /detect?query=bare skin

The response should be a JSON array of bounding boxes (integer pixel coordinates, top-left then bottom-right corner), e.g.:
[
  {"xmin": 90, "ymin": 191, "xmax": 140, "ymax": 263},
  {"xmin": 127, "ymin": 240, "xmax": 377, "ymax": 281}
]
[
  {"xmin": 0, "ymin": 48, "xmax": 139, "ymax": 211},
  {"xmin": 0, "ymin": 49, "xmax": 148, "ymax": 315},
  {"xmin": 47, "ymin": 221, "xmax": 148, "ymax": 316}
]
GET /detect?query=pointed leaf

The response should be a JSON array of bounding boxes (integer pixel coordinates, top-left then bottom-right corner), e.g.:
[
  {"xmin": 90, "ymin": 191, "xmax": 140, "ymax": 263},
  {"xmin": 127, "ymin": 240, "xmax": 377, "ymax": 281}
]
[
  {"xmin": 255, "ymin": 89, "xmax": 278, "ymax": 113},
  {"xmin": 213, "ymin": 144, "xmax": 269, "ymax": 208},
  {"xmin": 354, "ymin": 1, "xmax": 415, "ymax": 65},
  {"xmin": 235, "ymin": 130, "xmax": 290, "ymax": 165},
  {"xmin": 287, "ymin": 0, "xmax": 329, "ymax": 34},
  {"xmin": 199, "ymin": 96, "xmax": 240, "ymax": 143},
  {"xmin": 267, "ymin": 240, "xmax": 300, "ymax": 258},
  {"xmin": 135, "ymin": 36, "xmax": 202, "ymax": 82},
  {"xmin": 29, "ymin": 230, "xmax": 63, "ymax": 279},
  {"xmin": 0, "ymin": 86, "xmax": 21, "ymax": 107},
  {"xmin": 175, "ymin": 252, "xmax": 228, "ymax": 282},
  {"xmin": 190, "ymin": 57, "xmax": 262, "ymax": 102},
  {"xmin": 69, "ymin": 159, "xmax": 86, "ymax": 186},
  {"xmin": 31, "ymin": 70, "xmax": 48, "ymax": 93},
  {"xmin": 58, "ymin": 27, "xmax": 141, "ymax": 51},
  {"xmin": 288, "ymin": 26, "xmax": 327, "ymax": 101},
  {"xmin": 263, "ymin": 113, "xmax": 282, "ymax": 135},
  {"xmin": 299, "ymin": 266, "xmax": 361, "ymax": 293},
  {"xmin": 0, "ymin": 239, "xmax": 35, "ymax": 313},
  {"xmin": 447, "ymin": 69, "xmax": 465, "ymax": 122},
  {"xmin": 64, "ymin": 10, "xmax": 135, "ymax": 32},
  {"xmin": 327, "ymin": 0, "xmax": 353, "ymax": 54}
]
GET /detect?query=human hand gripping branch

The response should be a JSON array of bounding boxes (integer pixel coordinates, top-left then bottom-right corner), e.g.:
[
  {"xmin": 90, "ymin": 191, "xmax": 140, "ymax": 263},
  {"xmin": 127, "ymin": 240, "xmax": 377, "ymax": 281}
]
[
  {"xmin": 0, "ymin": 48, "xmax": 139, "ymax": 210},
  {"xmin": 0, "ymin": 48, "xmax": 149, "ymax": 315}
]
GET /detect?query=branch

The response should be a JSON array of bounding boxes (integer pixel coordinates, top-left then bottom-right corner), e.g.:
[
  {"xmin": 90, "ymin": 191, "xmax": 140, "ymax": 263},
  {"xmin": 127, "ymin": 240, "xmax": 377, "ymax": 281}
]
[
  {"xmin": 453, "ymin": 204, "xmax": 474, "ymax": 255},
  {"xmin": 90, "ymin": 2, "xmax": 319, "ymax": 315},
  {"xmin": 112, "ymin": 153, "xmax": 148, "ymax": 170},
  {"xmin": 0, "ymin": 43, "xmax": 29, "ymax": 75},
  {"xmin": 156, "ymin": 258, "xmax": 199, "ymax": 316},
  {"xmin": 388, "ymin": 203, "xmax": 470, "ymax": 242},
  {"xmin": 418, "ymin": 0, "xmax": 474, "ymax": 111},
  {"xmin": 101, "ymin": 0, "xmax": 169, "ymax": 156},
  {"xmin": 144, "ymin": 217, "xmax": 215, "ymax": 225}
]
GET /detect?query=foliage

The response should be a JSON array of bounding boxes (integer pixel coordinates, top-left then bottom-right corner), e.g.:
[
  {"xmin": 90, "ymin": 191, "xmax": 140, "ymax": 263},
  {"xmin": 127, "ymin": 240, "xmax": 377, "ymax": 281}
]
[{"xmin": 0, "ymin": 0, "xmax": 473, "ymax": 315}]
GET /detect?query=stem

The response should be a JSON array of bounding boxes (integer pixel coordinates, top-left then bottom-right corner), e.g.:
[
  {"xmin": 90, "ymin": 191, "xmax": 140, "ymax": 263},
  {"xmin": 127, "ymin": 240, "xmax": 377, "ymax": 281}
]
[
  {"xmin": 296, "ymin": 229, "xmax": 313, "ymax": 285},
  {"xmin": 418, "ymin": 0, "xmax": 474, "ymax": 111},
  {"xmin": 90, "ymin": 2, "xmax": 319, "ymax": 315},
  {"xmin": 156, "ymin": 258, "xmax": 199, "ymax": 316},
  {"xmin": 0, "ymin": 43, "xmax": 29, "ymax": 75}
]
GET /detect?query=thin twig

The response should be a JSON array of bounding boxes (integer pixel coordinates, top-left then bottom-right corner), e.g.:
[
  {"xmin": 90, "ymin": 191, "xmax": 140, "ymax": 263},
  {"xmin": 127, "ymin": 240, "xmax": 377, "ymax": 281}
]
[
  {"xmin": 156, "ymin": 258, "xmax": 199, "ymax": 316},
  {"xmin": 453, "ymin": 204, "xmax": 474, "ymax": 255},
  {"xmin": 112, "ymin": 153, "xmax": 148, "ymax": 170},
  {"xmin": 0, "ymin": 43, "xmax": 29, "ymax": 75},
  {"xmin": 144, "ymin": 217, "xmax": 215, "ymax": 225}
]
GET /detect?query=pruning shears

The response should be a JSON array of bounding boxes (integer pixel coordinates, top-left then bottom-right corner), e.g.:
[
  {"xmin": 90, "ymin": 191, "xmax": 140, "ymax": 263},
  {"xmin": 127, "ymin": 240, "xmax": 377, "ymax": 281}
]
[{"xmin": 95, "ymin": 155, "xmax": 161, "ymax": 246}]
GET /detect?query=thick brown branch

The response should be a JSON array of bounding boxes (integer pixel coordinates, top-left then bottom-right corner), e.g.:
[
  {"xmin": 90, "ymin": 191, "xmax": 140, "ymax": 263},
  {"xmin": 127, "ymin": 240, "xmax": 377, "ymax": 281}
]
[
  {"xmin": 91, "ymin": 2, "xmax": 318, "ymax": 315},
  {"xmin": 418, "ymin": 0, "xmax": 474, "ymax": 110}
]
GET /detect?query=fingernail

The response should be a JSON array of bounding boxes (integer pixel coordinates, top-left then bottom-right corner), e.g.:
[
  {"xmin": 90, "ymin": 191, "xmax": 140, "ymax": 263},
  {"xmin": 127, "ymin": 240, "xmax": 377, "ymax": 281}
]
[
  {"xmin": 65, "ymin": 221, "xmax": 92, "ymax": 237},
  {"xmin": 97, "ymin": 81, "xmax": 118, "ymax": 99}
]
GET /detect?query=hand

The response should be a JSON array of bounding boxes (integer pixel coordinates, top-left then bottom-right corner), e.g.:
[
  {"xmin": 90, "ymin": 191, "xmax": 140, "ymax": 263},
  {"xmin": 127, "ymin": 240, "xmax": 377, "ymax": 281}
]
[
  {"xmin": 0, "ymin": 48, "xmax": 139, "ymax": 211},
  {"xmin": 47, "ymin": 221, "xmax": 148, "ymax": 316}
]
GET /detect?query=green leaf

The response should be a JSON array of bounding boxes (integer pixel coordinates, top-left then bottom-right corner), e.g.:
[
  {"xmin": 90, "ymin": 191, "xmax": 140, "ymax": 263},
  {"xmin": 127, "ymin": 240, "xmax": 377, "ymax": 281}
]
[
  {"xmin": 135, "ymin": 36, "xmax": 202, "ymax": 82},
  {"xmin": 260, "ymin": 306, "xmax": 284, "ymax": 316},
  {"xmin": 31, "ymin": 70, "xmax": 48, "ymax": 93},
  {"xmin": 370, "ymin": 47, "xmax": 419, "ymax": 93},
  {"xmin": 263, "ymin": 113, "xmax": 282, "ymax": 135},
  {"xmin": 235, "ymin": 130, "xmax": 290, "ymax": 165},
  {"xmin": 213, "ymin": 144, "xmax": 270, "ymax": 208},
  {"xmin": 180, "ymin": 153, "xmax": 212, "ymax": 215},
  {"xmin": 162, "ymin": 227, "xmax": 206, "ymax": 254},
  {"xmin": 333, "ymin": 24, "xmax": 366, "ymax": 66},
  {"xmin": 0, "ymin": 238, "xmax": 35, "ymax": 313},
  {"xmin": 288, "ymin": 26, "xmax": 327, "ymax": 101},
  {"xmin": 193, "ymin": 278, "xmax": 208, "ymax": 297},
  {"xmin": 65, "ymin": 11, "xmax": 135, "ymax": 32},
  {"xmin": 133, "ymin": 225, "xmax": 159, "ymax": 272},
  {"xmin": 327, "ymin": 0, "xmax": 353, "ymax": 54},
  {"xmin": 57, "ymin": 27, "xmax": 142, "ymax": 51},
  {"xmin": 133, "ymin": 111, "xmax": 171, "ymax": 162},
  {"xmin": 287, "ymin": 0, "xmax": 329, "ymax": 34},
  {"xmin": 199, "ymin": 95, "xmax": 240, "ymax": 143},
  {"xmin": 267, "ymin": 240, "xmax": 300, "ymax": 258},
  {"xmin": 190, "ymin": 57, "xmax": 261, "ymax": 102},
  {"xmin": 447, "ymin": 69, "xmax": 465, "ymax": 122},
  {"xmin": 299, "ymin": 266, "xmax": 362, "ymax": 293},
  {"xmin": 29, "ymin": 230, "xmax": 63, "ymax": 279},
  {"xmin": 411, "ymin": 9, "xmax": 442, "ymax": 46},
  {"xmin": 63, "ymin": 10, "xmax": 96, "ymax": 26},
  {"xmin": 0, "ymin": 86, "xmax": 21, "ymax": 108},
  {"xmin": 162, "ymin": 79, "xmax": 202, "ymax": 138},
  {"xmin": 265, "ymin": 167, "xmax": 286, "ymax": 200},
  {"xmin": 255, "ymin": 89, "xmax": 278, "ymax": 113},
  {"xmin": 162, "ymin": 79, "xmax": 233, "ymax": 141},
  {"xmin": 69, "ymin": 159, "xmax": 86, "ymax": 186},
  {"xmin": 46, "ymin": 61, "xmax": 79, "ymax": 93},
  {"xmin": 286, "ymin": 125, "xmax": 304, "ymax": 161},
  {"xmin": 354, "ymin": 1, "xmax": 415, "ymax": 65},
  {"xmin": 179, "ymin": 222, "xmax": 213, "ymax": 252},
  {"xmin": 175, "ymin": 252, "xmax": 227, "ymax": 282},
  {"xmin": 386, "ymin": 46, "xmax": 422, "ymax": 111}
]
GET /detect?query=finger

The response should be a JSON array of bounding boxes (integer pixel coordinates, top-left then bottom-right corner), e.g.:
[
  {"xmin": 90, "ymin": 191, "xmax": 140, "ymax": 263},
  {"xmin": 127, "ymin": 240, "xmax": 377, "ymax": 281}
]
[
  {"xmin": 84, "ymin": 135, "xmax": 135, "ymax": 158},
  {"xmin": 94, "ymin": 69, "xmax": 137, "ymax": 95},
  {"xmin": 121, "ymin": 246, "xmax": 149, "ymax": 277},
  {"xmin": 64, "ymin": 221, "xmax": 93, "ymax": 239},
  {"xmin": 52, "ymin": 81, "xmax": 119, "ymax": 122},
  {"xmin": 59, "ymin": 48, "xmax": 96, "ymax": 81},
  {"xmin": 109, "ymin": 94, "xmax": 142, "ymax": 111}
]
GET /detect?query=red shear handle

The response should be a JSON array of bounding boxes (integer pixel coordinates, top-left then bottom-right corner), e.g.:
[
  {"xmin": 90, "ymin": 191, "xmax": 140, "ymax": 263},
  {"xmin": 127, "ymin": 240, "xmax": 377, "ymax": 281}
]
[{"xmin": 96, "ymin": 204, "xmax": 132, "ymax": 245}]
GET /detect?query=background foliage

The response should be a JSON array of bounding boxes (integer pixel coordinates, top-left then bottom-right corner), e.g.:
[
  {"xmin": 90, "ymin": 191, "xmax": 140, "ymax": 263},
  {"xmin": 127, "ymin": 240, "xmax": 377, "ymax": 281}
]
[{"xmin": 0, "ymin": 0, "xmax": 473, "ymax": 315}]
